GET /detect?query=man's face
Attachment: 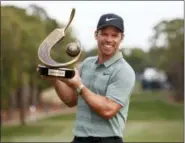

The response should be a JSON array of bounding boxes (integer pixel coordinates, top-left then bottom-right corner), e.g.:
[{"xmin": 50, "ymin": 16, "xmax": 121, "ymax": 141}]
[{"xmin": 95, "ymin": 26, "xmax": 123, "ymax": 57}]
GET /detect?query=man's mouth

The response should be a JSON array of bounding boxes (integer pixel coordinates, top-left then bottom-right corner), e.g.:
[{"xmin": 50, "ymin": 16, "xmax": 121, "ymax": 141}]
[{"xmin": 104, "ymin": 44, "xmax": 112, "ymax": 48}]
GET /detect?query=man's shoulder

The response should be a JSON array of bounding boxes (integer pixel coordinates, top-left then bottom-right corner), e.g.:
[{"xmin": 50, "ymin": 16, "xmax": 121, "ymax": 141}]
[
  {"xmin": 78, "ymin": 56, "xmax": 97, "ymax": 72},
  {"xmin": 83, "ymin": 56, "xmax": 97, "ymax": 65},
  {"xmin": 117, "ymin": 58, "xmax": 135, "ymax": 77}
]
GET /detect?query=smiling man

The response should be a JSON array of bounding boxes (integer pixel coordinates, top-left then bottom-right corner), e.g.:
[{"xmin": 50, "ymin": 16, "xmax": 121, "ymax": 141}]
[{"xmin": 40, "ymin": 13, "xmax": 135, "ymax": 143}]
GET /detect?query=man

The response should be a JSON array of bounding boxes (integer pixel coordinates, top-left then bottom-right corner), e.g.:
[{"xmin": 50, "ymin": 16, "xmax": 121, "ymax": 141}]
[{"xmin": 40, "ymin": 13, "xmax": 135, "ymax": 143}]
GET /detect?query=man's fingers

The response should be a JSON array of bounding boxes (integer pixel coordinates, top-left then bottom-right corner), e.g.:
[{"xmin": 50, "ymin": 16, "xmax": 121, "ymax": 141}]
[
  {"xmin": 74, "ymin": 68, "xmax": 79, "ymax": 73},
  {"xmin": 39, "ymin": 75, "xmax": 58, "ymax": 82},
  {"xmin": 59, "ymin": 77, "xmax": 69, "ymax": 82}
]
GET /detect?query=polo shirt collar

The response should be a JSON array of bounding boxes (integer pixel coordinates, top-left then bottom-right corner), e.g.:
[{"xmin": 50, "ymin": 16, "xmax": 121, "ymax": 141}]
[{"xmin": 94, "ymin": 51, "xmax": 123, "ymax": 67}]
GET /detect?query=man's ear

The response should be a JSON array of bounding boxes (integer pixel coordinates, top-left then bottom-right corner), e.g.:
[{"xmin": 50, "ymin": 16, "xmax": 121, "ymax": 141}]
[
  {"xmin": 94, "ymin": 30, "xmax": 98, "ymax": 40},
  {"xmin": 121, "ymin": 33, "xmax": 124, "ymax": 41}
]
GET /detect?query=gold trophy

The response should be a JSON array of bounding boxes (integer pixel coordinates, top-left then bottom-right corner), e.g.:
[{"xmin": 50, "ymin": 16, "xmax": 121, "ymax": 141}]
[{"xmin": 37, "ymin": 8, "xmax": 82, "ymax": 78}]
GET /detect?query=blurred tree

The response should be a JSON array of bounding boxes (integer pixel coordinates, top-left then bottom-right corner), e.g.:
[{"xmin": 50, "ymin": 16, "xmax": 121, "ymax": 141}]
[
  {"xmin": 1, "ymin": 6, "xmax": 26, "ymax": 122},
  {"xmin": 149, "ymin": 18, "xmax": 184, "ymax": 101},
  {"xmin": 84, "ymin": 48, "xmax": 98, "ymax": 57},
  {"xmin": 122, "ymin": 48, "xmax": 151, "ymax": 74},
  {"xmin": 27, "ymin": 4, "xmax": 49, "ymax": 20},
  {"xmin": 1, "ymin": 5, "xmax": 77, "ymax": 124}
]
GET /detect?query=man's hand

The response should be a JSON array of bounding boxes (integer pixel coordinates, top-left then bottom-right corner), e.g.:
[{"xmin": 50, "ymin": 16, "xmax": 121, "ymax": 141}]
[{"xmin": 59, "ymin": 68, "xmax": 82, "ymax": 89}]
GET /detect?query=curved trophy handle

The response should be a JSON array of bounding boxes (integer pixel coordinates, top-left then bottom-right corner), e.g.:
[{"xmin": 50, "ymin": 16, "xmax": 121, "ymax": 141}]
[{"xmin": 38, "ymin": 8, "xmax": 82, "ymax": 68}]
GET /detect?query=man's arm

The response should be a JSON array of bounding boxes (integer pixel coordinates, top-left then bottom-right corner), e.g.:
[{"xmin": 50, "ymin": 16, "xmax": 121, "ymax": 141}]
[
  {"xmin": 60, "ymin": 69, "xmax": 123, "ymax": 119},
  {"xmin": 80, "ymin": 85, "xmax": 122, "ymax": 119},
  {"xmin": 51, "ymin": 79, "xmax": 78, "ymax": 107},
  {"xmin": 61, "ymin": 68, "xmax": 135, "ymax": 119}
]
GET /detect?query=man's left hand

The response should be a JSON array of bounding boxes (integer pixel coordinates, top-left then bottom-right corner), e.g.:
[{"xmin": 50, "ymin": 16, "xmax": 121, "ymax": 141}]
[{"xmin": 59, "ymin": 68, "xmax": 82, "ymax": 89}]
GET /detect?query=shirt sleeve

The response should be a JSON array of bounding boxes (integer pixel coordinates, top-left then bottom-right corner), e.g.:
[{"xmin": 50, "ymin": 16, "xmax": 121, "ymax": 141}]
[
  {"xmin": 106, "ymin": 68, "xmax": 135, "ymax": 106},
  {"xmin": 78, "ymin": 57, "xmax": 96, "ymax": 78},
  {"xmin": 78, "ymin": 61, "xmax": 84, "ymax": 78}
]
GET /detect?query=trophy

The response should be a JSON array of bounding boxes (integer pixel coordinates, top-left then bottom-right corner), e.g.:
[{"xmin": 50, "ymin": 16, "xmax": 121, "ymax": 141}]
[{"xmin": 37, "ymin": 8, "xmax": 83, "ymax": 78}]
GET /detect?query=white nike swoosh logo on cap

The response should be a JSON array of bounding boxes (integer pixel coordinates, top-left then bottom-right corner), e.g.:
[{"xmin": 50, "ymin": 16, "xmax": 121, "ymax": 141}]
[{"xmin": 105, "ymin": 17, "xmax": 117, "ymax": 21}]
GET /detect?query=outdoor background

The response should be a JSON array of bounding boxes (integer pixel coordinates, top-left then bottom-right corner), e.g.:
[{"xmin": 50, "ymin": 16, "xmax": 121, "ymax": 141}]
[{"xmin": 1, "ymin": 1, "xmax": 184, "ymax": 142}]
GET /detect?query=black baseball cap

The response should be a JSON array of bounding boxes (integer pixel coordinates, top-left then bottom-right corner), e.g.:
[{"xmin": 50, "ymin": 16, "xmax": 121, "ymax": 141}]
[{"xmin": 97, "ymin": 13, "xmax": 124, "ymax": 33}]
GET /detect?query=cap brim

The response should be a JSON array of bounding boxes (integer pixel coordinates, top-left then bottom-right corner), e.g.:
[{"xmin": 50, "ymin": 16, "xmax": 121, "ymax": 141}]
[{"xmin": 97, "ymin": 24, "xmax": 123, "ymax": 32}]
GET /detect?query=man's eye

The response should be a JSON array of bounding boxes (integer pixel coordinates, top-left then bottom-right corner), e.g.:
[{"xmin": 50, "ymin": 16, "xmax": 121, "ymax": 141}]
[
  {"xmin": 112, "ymin": 34, "xmax": 118, "ymax": 37},
  {"xmin": 101, "ymin": 33, "xmax": 107, "ymax": 36}
]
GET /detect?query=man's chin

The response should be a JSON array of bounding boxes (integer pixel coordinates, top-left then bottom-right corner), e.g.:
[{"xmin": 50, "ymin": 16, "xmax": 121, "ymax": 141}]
[{"xmin": 102, "ymin": 51, "xmax": 113, "ymax": 56}]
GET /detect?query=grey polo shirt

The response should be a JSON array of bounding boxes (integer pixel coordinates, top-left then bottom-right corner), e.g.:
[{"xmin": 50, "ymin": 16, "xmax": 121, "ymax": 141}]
[{"xmin": 73, "ymin": 51, "xmax": 135, "ymax": 137}]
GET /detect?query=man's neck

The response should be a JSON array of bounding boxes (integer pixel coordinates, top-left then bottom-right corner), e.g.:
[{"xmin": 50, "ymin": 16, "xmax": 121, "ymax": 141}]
[
  {"xmin": 98, "ymin": 51, "xmax": 117, "ymax": 64},
  {"xmin": 98, "ymin": 55, "xmax": 108, "ymax": 64}
]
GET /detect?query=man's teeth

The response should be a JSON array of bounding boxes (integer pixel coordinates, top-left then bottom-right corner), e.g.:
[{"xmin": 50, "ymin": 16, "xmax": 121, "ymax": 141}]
[{"xmin": 104, "ymin": 45, "xmax": 112, "ymax": 48}]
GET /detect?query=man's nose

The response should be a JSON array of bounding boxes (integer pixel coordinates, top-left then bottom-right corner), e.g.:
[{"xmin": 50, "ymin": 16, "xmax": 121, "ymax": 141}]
[{"xmin": 105, "ymin": 35, "xmax": 112, "ymax": 42}]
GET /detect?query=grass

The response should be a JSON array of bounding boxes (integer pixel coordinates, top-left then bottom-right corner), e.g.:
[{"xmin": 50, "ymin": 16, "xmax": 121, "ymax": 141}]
[
  {"xmin": 129, "ymin": 100, "xmax": 183, "ymax": 120},
  {"xmin": 130, "ymin": 89, "xmax": 184, "ymax": 119},
  {"xmin": 1, "ymin": 120, "xmax": 74, "ymax": 142},
  {"xmin": 2, "ymin": 123, "xmax": 65, "ymax": 137},
  {"xmin": 124, "ymin": 120, "xmax": 184, "ymax": 142},
  {"xmin": 1, "ymin": 88, "xmax": 184, "ymax": 142}
]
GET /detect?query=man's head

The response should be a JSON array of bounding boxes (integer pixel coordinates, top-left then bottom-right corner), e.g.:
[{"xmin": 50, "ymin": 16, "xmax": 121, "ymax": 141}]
[
  {"xmin": 95, "ymin": 13, "xmax": 124, "ymax": 57},
  {"xmin": 97, "ymin": 13, "xmax": 124, "ymax": 33}
]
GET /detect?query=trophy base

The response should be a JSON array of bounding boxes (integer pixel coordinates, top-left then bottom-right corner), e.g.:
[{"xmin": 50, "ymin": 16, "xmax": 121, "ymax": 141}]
[{"xmin": 38, "ymin": 65, "xmax": 75, "ymax": 78}]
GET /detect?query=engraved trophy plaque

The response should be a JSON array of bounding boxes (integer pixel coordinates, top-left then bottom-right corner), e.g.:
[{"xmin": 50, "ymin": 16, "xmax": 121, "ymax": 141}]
[{"xmin": 37, "ymin": 8, "xmax": 83, "ymax": 78}]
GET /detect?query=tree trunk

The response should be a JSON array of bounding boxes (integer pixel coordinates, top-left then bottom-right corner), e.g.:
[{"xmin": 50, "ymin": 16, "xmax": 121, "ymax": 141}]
[
  {"xmin": 7, "ymin": 90, "xmax": 17, "ymax": 120},
  {"xmin": 30, "ymin": 79, "xmax": 39, "ymax": 106},
  {"xmin": 19, "ymin": 86, "xmax": 26, "ymax": 125},
  {"xmin": 18, "ymin": 73, "xmax": 30, "ymax": 125}
]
